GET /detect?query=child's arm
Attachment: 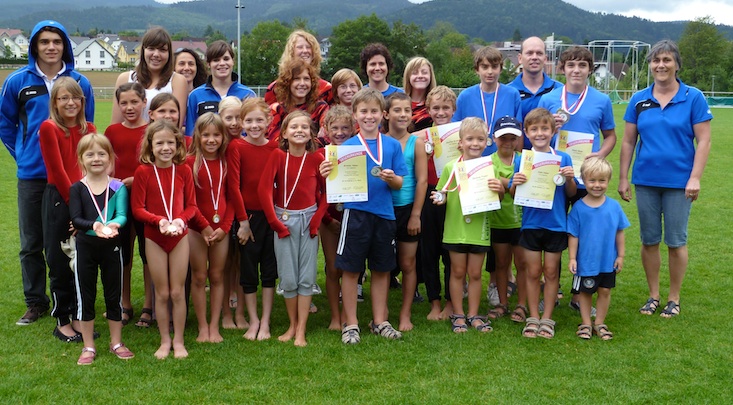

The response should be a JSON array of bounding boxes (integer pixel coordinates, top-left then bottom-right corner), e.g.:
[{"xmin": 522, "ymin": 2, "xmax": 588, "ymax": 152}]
[
  {"xmin": 508, "ymin": 172, "xmax": 526, "ymax": 197},
  {"xmin": 69, "ymin": 183, "xmax": 98, "ymax": 235},
  {"xmin": 106, "ymin": 183, "xmax": 128, "ymax": 234},
  {"xmin": 378, "ymin": 169, "xmax": 403, "ymax": 190},
  {"xmin": 431, "ymin": 162, "xmax": 451, "ymax": 205},
  {"xmin": 410, "ymin": 137, "xmax": 429, "ymax": 235},
  {"xmin": 309, "ymin": 160, "xmax": 329, "ymax": 238},
  {"xmin": 175, "ymin": 165, "xmax": 209, "ymax": 233},
  {"xmin": 131, "ymin": 166, "xmax": 166, "ymax": 227},
  {"xmin": 614, "ymin": 230, "xmax": 625, "ymax": 273},
  {"xmin": 38, "ymin": 122, "xmax": 73, "ymax": 204},
  {"xmin": 560, "ymin": 162, "xmax": 577, "ymax": 197},
  {"xmin": 257, "ymin": 151, "xmax": 290, "ymax": 238},
  {"xmin": 568, "ymin": 235, "xmax": 578, "ymax": 275}
]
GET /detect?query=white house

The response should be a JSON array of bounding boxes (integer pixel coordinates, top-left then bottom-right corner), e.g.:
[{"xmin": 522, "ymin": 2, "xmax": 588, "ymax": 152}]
[
  {"xmin": 319, "ymin": 37, "xmax": 331, "ymax": 60},
  {"xmin": 1, "ymin": 33, "xmax": 23, "ymax": 58},
  {"xmin": 73, "ymin": 39, "xmax": 116, "ymax": 70},
  {"xmin": 0, "ymin": 29, "xmax": 29, "ymax": 58}
]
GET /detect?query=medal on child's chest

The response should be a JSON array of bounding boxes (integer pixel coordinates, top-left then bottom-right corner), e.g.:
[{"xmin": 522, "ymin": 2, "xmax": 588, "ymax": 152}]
[
  {"xmin": 282, "ymin": 152, "xmax": 307, "ymax": 221},
  {"xmin": 83, "ymin": 176, "xmax": 111, "ymax": 235},
  {"xmin": 357, "ymin": 133, "xmax": 384, "ymax": 177},
  {"xmin": 202, "ymin": 158, "xmax": 223, "ymax": 224},
  {"xmin": 153, "ymin": 165, "xmax": 177, "ymax": 233},
  {"xmin": 559, "ymin": 85, "xmax": 588, "ymax": 124}
]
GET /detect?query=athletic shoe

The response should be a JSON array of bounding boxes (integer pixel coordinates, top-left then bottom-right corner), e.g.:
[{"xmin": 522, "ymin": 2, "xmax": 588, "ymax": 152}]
[
  {"xmin": 487, "ymin": 283, "xmax": 500, "ymax": 306},
  {"xmin": 413, "ymin": 290, "xmax": 425, "ymax": 304},
  {"xmin": 569, "ymin": 300, "xmax": 597, "ymax": 317},
  {"xmin": 275, "ymin": 283, "xmax": 284, "ymax": 296},
  {"xmin": 357, "ymin": 284, "xmax": 364, "ymax": 303},
  {"xmin": 312, "ymin": 283, "xmax": 322, "ymax": 295}
]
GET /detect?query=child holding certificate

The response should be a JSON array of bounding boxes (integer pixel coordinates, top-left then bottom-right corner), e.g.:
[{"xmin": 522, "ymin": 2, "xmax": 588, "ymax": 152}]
[
  {"xmin": 568, "ymin": 157, "xmax": 629, "ymax": 340},
  {"xmin": 431, "ymin": 117, "xmax": 504, "ymax": 334},
  {"xmin": 423, "ymin": 86, "xmax": 457, "ymax": 321},
  {"xmin": 509, "ymin": 108, "xmax": 576, "ymax": 339},
  {"xmin": 321, "ymin": 88, "xmax": 408, "ymax": 344}
]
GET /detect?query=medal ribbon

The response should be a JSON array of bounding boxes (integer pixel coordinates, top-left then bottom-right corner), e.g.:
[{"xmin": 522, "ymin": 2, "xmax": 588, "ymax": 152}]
[
  {"xmin": 283, "ymin": 152, "xmax": 307, "ymax": 210},
  {"xmin": 356, "ymin": 133, "xmax": 383, "ymax": 167},
  {"xmin": 153, "ymin": 164, "xmax": 175, "ymax": 223},
  {"xmin": 560, "ymin": 85, "xmax": 588, "ymax": 116},
  {"xmin": 202, "ymin": 158, "xmax": 223, "ymax": 215},
  {"xmin": 479, "ymin": 83, "xmax": 500, "ymax": 134},
  {"xmin": 440, "ymin": 156, "xmax": 464, "ymax": 193},
  {"xmin": 83, "ymin": 176, "xmax": 110, "ymax": 225}
]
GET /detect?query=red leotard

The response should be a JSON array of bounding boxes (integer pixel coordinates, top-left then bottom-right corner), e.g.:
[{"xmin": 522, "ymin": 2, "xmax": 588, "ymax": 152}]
[
  {"xmin": 185, "ymin": 154, "xmax": 234, "ymax": 233},
  {"xmin": 104, "ymin": 123, "xmax": 146, "ymax": 180}
]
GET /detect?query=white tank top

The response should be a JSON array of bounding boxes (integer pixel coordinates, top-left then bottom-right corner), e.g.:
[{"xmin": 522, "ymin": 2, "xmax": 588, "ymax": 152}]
[{"xmin": 129, "ymin": 71, "xmax": 174, "ymax": 121}]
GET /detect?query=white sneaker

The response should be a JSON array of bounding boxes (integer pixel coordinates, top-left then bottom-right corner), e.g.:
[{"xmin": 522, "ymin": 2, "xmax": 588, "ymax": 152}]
[
  {"xmin": 487, "ymin": 283, "xmax": 500, "ymax": 306},
  {"xmin": 312, "ymin": 283, "xmax": 322, "ymax": 295},
  {"xmin": 275, "ymin": 283, "xmax": 284, "ymax": 296}
]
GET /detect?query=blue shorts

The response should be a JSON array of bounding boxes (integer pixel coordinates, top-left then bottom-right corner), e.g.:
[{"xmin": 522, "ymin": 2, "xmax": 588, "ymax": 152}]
[
  {"xmin": 336, "ymin": 209, "xmax": 396, "ymax": 273},
  {"xmin": 635, "ymin": 185, "xmax": 691, "ymax": 248}
]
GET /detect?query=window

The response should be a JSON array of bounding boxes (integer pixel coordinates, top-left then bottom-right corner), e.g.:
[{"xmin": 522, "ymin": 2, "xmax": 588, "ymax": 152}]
[
  {"xmin": 100, "ymin": 60, "xmax": 105, "ymax": 65},
  {"xmin": 100, "ymin": 51, "xmax": 105, "ymax": 58},
  {"xmin": 86, "ymin": 60, "xmax": 90, "ymax": 65},
  {"xmin": 85, "ymin": 50, "xmax": 90, "ymax": 57}
]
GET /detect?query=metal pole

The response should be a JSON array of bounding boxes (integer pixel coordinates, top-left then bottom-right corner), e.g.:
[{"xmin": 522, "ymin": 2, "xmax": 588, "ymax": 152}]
[
  {"xmin": 236, "ymin": 0, "xmax": 242, "ymax": 82},
  {"xmin": 712, "ymin": 75, "xmax": 715, "ymax": 97}
]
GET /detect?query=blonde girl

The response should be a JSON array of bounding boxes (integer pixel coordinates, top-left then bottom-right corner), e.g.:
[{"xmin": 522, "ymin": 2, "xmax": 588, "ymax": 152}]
[{"xmin": 403, "ymin": 56, "xmax": 437, "ymax": 131}]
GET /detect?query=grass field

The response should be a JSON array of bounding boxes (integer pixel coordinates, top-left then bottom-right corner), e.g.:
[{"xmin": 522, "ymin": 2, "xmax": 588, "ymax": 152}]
[{"xmin": 0, "ymin": 103, "xmax": 730, "ymax": 403}]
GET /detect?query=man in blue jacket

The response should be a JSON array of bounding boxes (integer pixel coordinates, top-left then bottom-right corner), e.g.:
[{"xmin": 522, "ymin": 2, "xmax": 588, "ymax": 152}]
[{"xmin": 0, "ymin": 20, "xmax": 95, "ymax": 326}]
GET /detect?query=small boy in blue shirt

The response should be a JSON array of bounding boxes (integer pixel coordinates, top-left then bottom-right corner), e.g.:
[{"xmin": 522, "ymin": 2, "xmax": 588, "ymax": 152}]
[
  {"xmin": 568, "ymin": 157, "xmax": 629, "ymax": 340},
  {"xmin": 321, "ymin": 88, "xmax": 408, "ymax": 344}
]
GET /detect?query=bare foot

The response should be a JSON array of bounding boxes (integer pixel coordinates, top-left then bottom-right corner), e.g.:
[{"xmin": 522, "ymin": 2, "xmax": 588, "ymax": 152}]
[
  {"xmin": 399, "ymin": 319, "xmax": 414, "ymax": 332},
  {"xmin": 208, "ymin": 330, "xmax": 223, "ymax": 343},
  {"xmin": 278, "ymin": 327, "xmax": 295, "ymax": 342},
  {"xmin": 294, "ymin": 336, "xmax": 307, "ymax": 347},
  {"xmin": 222, "ymin": 316, "xmax": 237, "ymax": 330},
  {"xmin": 257, "ymin": 322, "xmax": 271, "ymax": 340},
  {"xmin": 154, "ymin": 344, "xmax": 171, "ymax": 360},
  {"xmin": 427, "ymin": 302, "xmax": 443, "ymax": 321},
  {"xmin": 172, "ymin": 343, "xmax": 188, "ymax": 359},
  {"xmin": 309, "ymin": 303, "xmax": 318, "ymax": 313},
  {"xmin": 328, "ymin": 320, "xmax": 342, "ymax": 331},
  {"xmin": 196, "ymin": 327, "xmax": 209, "ymax": 343},
  {"xmin": 440, "ymin": 303, "xmax": 454, "ymax": 320},
  {"xmin": 235, "ymin": 314, "xmax": 249, "ymax": 330},
  {"xmin": 243, "ymin": 321, "xmax": 259, "ymax": 341}
]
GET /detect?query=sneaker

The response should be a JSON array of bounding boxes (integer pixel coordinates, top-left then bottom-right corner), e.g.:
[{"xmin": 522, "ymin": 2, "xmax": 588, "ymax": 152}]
[
  {"xmin": 312, "ymin": 283, "xmax": 322, "ymax": 295},
  {"xmin": 413, "ymin": 290, "xmax": 425, "ymax": 304},
  {"xmin": 487, "ymin": 283, "xmax": 500, "ymax": 306},
  {"xmin": 341, "ymin": 324, "xmax": 361, "ymax": 344},
  {"xmin": 275, "ymin": 283, "xmax": 284, "ymax": 296},
  {"xmin": 357, "ymin": 284, "xmax": 365, "ymax": 303},
  {"xmin": 463, "ymin": 281, "xmax": 469, "ymax": 298},
  {"xmin": 569, "ymin": 301, "xmax": 597, "ymax": 317},
  {"xmin": 16, "ymin": 305, "xmax": 47, "ymax": 326},
  {"xmin": 538, "ymin": 298, "xmax": 559, "ymax": 313}
]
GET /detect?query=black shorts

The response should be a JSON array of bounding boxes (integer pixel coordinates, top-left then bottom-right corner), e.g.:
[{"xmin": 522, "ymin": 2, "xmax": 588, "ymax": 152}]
[
  {"xmin": 571, "ymin": 272, "xmax": 616, "ymax": 294},
  {"xmin": 491, "ymin": 227, "xmax": 521, "ymax": 245},
  {"xmin": 394, "ymin": 204, "xmax": 420, "ymax": 243},
  {"xmin": 336, "ymin": 209, "xmax": 396, "ymax": 273},
  {"xmin": 519, "ymin": 229, "xmax": 567, "ymax": 253},
  {"xmin": 239, "ymin": 210, "xmax": 278, "ymax": 293},
  {"xmin": 443, "ymin": 243, "xmax": 491, "ymax": 254}
]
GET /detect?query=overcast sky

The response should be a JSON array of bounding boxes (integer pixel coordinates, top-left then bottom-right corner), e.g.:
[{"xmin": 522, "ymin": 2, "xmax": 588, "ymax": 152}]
[{"xmin": 154, "ymin": 0, "xmax": 733, "ymax": 26}]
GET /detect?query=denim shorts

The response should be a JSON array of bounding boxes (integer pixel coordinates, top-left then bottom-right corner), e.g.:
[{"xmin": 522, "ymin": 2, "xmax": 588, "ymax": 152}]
[{"xmin": 635, "ymin": 185, "xmax": 691, "ymax": 248}]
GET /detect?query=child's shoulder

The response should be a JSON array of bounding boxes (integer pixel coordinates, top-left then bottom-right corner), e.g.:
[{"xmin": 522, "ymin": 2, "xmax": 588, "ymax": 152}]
[{"xmin": 110, "ymin": 178, "xmax": 127, "ymax": 192}]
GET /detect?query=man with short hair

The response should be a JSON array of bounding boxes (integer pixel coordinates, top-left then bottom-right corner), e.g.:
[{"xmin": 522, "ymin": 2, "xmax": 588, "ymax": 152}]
[
  {"xmin": 508, "ymin": 36, "xmax": 562, "ymax": 149},
  {"xmin": 1, "ymin": 20, "xmax": 94, "ymax": 326}
]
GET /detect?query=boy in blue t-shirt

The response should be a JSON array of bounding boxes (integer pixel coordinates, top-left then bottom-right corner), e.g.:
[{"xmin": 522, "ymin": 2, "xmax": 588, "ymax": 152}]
[
  {"xmin": 321, "ymin": 88, "xmax": 408, "ymax": 344},
  {"xmin": 509, "ymin": 108, "xmax": 576, "ymax": 339},
  {"xmin": 568, "ymin": 157, "xmax": 630, "ymax": 340}
]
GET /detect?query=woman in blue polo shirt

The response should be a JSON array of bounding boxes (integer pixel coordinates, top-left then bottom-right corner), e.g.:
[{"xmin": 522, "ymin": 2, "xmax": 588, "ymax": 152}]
[{"xmin": 618, "ymin": 39, "xmax": 712, "ymax": 319}]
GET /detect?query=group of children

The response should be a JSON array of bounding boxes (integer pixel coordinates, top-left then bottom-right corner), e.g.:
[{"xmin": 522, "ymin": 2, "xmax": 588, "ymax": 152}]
[{"xmin": 43, "ymin": 40, "xmax": 632, "ymax": 365}]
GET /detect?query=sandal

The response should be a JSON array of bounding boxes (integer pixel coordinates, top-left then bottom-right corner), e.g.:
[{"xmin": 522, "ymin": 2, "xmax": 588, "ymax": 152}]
[
  {"xmin": 593, "ymin": 323, "xmax": 614, "ymax": 340},
  {"xmin": 538, "ymin": 318, "xmax": 556, "ymax": 339},
  {"xmin": 135, "ymin": 308, "xmax": 154, "ymax": 328},
  {"xmin": 449, "ymin": 314, "xmax": 468, "ymax": 334},
  {"xmin": 639, "ymin": 297, "xmax": 660, "ymax": 315},
  {"xmin": 522, "ymin": 317, "xmax": 540, "ymax": 338},
  {"xmin": 467, "ymin": 315, "xmax": 493, "ymax": 333},
  {"xmin": 576, "ymin": 324, "xmax": 592, "ymax": 340},
  {"xmin": 110, "ymin": 342, "xmax": 135, "ymax": 359},
  {"xmin": 659, "ymin": 301, "xmax": 680, "ymax": 318},
  {"xmin": 510, "ymin": 305, "xmax": 528, "ymax": 323},
  {"xmin": 121, "ymin": 308, "xmax": 134, "ymax": 326},
  {"xmin": 77, "ymin": 347, "xmax": 96, "ymax": 365},
  {"xmin": 369, "ymin": 320, "xmax": 402, "ymax": 340},
  {"xmin": 341, "ymin": 324, "xmax": 361, "ymax": 344},
  {"xmin": 507, "ymin": 281, "xmax": 517, "ymax": 297},
  {"xmin": 488, "ymin": 304, "xmax": 508, "ymax": 320}
]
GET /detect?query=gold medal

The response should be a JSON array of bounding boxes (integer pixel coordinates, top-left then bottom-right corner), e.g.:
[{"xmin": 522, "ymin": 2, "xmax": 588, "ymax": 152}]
[
  {"xmin": 213, "ymin": 213, "xmax": 220, "ymax": 224},
  {"xmin": 281, "ymin": 211, "xmax": 289, "ymax": 221}
]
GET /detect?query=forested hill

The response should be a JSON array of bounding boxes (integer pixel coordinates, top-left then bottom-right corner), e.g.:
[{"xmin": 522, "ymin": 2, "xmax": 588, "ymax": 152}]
[{"xmin": 3, "ymin": 0, "xmax": 732, "ymax": 43}]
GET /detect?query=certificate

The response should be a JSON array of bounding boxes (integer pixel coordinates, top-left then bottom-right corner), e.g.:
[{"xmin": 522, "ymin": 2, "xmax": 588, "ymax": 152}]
[
  {"xmin": 325, "ymin": 145, "xmax": 368, "ymax": 203},
  {"xmin": 414, "ymin": 121, "xmax": 462, "ymax": 178},
  {"xmin": 514, "ymin": 150, "xmax": 561, "ymax": 209},
  {"xmin": 556, "ymin": 130, "xmax": 593, "ymax": 185},
  {"xmin": 456, "ymin": 156, "xmax": 501, "ymax": 215}
]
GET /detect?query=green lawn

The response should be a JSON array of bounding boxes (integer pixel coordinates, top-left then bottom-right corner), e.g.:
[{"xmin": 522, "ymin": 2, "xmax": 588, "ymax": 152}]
[{"xmin": 0, "ymin": 104, "xmax": 730, "ymax": 403}]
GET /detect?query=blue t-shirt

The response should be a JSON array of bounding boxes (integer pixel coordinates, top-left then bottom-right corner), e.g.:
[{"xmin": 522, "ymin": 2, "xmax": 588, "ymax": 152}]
[
  {"xmin": 364, "ymin": 83, "xmax": 403, "ymax": 97},
  {"xmin": 392, "ymin": 134, "xmax": 417, "ymax": 207},
  {"xmin": 343, "ymin": 134, "xmax": 408, "ymax": 220},
  {"xmin": 623, "ymin": 80, "xmax": 712, "ymax": 189},
  {"xmin": 567, "ymin": 197, "xmax": 630, "ymax": 276},
  {"xmin": 185, "ymin": 75, "xmax": 256, "ymax": 136},
  {"xmin": 511, "ymin": 150, "xmax": 575, "ymax": 232},
  {"xmin": 507, "ymin": 72, "xmax": 562, "ymax": 148},
  {"xmin": 539, "ymin": 85, "xmax": 615, "ymax": 189},
  {"xmin": 453, "ymin": 84, "xmax": 522, "ymax": 156}
]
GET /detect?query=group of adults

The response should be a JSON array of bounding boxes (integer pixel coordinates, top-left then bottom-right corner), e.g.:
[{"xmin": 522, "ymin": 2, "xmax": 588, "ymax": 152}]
[{"xmin": 1, "ymin": 20, "xmax": 709, "ymax": 331}]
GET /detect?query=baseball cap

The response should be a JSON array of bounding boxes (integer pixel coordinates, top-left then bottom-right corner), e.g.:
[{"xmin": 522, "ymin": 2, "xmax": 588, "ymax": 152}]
[{"xmin": 493, "ymin": 116, "xmax": 522, "ymax": 138}]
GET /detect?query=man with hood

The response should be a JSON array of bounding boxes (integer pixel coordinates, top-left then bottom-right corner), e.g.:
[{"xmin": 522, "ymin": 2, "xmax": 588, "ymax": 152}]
[{"xmin": 1, "ymin": 20, "xmax": 95, "ymax": 327}]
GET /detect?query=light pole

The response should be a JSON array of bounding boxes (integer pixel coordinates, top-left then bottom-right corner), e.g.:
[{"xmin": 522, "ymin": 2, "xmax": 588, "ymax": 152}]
[
  {"xmin": 235, "ymin": 0, "xmax": 243, "ymax": 83},
  {"xmin": 712, "ymin": 75, "xmax": 716, "ymax": 97}
]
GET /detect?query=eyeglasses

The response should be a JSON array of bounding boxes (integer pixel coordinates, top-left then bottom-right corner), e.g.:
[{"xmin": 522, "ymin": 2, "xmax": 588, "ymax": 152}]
[
  {"xmin": 56, "ymin": 96, "xmax": 82, "ymax": 103},
  {"xmin": 338, "ymin": 84, "xmax": 360, "ymax": 91}
]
